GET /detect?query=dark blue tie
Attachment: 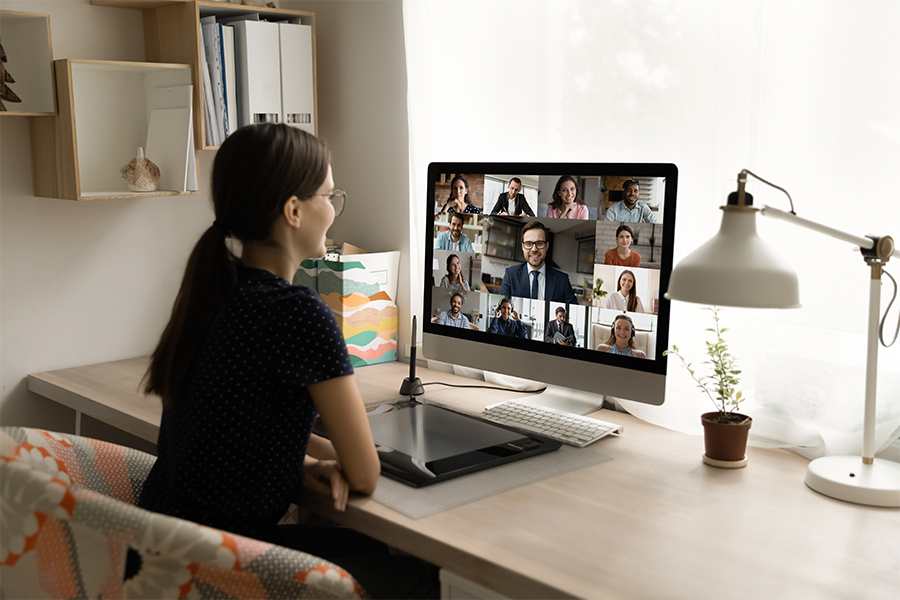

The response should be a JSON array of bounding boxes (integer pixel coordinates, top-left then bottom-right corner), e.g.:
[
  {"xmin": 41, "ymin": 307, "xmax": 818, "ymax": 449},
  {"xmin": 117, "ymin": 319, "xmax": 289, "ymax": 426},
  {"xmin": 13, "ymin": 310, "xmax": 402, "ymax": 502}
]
[{"xmin": 531, "ymin": 271, "xmax": 539, "ymax": 299}]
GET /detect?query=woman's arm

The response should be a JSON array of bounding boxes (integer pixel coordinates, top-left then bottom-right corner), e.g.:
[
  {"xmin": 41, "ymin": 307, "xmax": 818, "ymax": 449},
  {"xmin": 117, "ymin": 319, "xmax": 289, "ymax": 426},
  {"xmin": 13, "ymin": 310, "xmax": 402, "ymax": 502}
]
[
  {"xmin": 309, "ymin": 374, "xmax": 380, "ymax": 495},
  {"xmin": 307, "ymin": 433, "xmax": 337, "ymax": 460}
]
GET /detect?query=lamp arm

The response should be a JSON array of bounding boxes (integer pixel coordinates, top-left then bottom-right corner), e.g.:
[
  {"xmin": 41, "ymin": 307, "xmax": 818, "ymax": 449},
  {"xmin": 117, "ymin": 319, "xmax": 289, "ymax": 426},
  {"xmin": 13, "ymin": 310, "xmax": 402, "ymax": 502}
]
[
  {"xmin": 759, "ymin": 206, "xmax": 898, "ymax": 463},
  {"xmin": 760, "ymin": 205, "xmax": 887, "ymax": 253}
]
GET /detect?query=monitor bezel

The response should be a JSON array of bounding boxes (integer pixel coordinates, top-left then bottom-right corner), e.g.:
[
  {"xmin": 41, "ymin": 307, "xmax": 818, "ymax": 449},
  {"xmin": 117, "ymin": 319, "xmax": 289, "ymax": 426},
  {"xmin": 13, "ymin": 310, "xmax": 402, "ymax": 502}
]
[{"xmin": 423, "ymin": 162, "xmax": 678, "ymax": 377}]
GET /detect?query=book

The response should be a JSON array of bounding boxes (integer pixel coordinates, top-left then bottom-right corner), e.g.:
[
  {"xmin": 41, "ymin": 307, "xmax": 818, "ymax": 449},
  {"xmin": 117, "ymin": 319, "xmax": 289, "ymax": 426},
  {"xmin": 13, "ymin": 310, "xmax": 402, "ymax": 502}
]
[
  {"xmin": 199, "ymin": 26, "xmax": 218, "ymax": 145},
  {"xmin": 201, "ymin": 15, "xmax": 226, "ymax": 143},
  {"xmin": 221, "ymin": 24, "xmax": 238, "ymax": 136},
  {"xmin": 146, "ymin": 85, "xmax": 197, "ymax": 191},
  {"xmin": 145, "ymin": 107, "xmax": 192, "ymax": 192}
]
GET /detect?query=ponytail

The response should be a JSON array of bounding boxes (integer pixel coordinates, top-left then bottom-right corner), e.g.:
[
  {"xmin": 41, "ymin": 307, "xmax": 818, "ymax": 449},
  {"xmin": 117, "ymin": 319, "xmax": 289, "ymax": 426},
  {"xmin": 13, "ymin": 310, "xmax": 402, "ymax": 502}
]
[
  {"xmin": 144, "ymin": 225, "xmax": 237, "ymax": 408},
  {"xmin": 144, "ymin": 123, "xmax": 329, "ymax": 409}
]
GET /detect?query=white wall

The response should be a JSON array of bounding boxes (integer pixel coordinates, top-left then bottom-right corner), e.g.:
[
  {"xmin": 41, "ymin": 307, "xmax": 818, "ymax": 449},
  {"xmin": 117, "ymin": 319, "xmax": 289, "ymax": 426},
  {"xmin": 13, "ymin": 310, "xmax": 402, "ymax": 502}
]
[
  {"xmin": 0, "ymin": 1, "xmax": 409, "ymax": 440},
  {"xmin": 0, "ymin": 1, "xmax": 214, "ymax": 442},
  {"xmin": 403, "ymin": 0, "xmax": 900, "ymax": 454},
  {"xmin": 287, "ymin": 0, "xmax": 411, "ymax": 354}
]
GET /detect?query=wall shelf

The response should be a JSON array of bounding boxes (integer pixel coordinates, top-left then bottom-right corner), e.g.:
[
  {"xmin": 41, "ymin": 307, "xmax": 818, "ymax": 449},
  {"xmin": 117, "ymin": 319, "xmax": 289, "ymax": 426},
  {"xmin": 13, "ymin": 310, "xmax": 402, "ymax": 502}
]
[
  {"xmin": 91, "ymin": 0, "xmax": 318, "ymax": 150},
  {"xmin": 0, "ymin": 10, "xmax": 56, "ymax": 117},
  {"xmin": 31, "ymin": 59, "xmax": 195, "ymax": 201}
]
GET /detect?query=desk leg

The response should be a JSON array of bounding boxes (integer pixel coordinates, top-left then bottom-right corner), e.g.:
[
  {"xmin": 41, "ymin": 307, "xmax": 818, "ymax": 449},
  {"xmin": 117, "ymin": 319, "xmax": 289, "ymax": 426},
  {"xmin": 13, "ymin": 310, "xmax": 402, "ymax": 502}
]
[{"xmin": 75, "ymin": 410, "xmax": 82, "ymax": 436}]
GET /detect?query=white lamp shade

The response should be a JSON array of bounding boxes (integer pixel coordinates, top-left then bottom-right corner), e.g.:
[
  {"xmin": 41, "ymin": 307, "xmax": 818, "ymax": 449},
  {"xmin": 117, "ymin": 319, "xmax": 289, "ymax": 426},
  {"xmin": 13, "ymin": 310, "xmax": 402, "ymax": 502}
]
[{"xmin": 665, "ymin": 208, "xmax": 801, "ymax": 308}]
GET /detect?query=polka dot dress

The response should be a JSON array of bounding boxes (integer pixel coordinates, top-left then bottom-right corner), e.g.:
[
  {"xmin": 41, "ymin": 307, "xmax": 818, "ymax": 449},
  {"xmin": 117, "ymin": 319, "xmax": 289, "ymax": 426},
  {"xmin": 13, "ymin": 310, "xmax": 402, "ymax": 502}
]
[{"xmin": 139, "ymin": 264, "xmax": 353, "ymax": 540}]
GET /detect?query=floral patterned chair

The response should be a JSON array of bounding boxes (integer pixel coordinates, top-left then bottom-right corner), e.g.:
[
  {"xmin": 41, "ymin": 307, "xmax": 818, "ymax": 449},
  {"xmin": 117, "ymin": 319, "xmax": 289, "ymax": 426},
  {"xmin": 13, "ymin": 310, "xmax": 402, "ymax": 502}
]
[{"xmin": 0, "ymin": 426, "xmax": 365, "ymax": 599}]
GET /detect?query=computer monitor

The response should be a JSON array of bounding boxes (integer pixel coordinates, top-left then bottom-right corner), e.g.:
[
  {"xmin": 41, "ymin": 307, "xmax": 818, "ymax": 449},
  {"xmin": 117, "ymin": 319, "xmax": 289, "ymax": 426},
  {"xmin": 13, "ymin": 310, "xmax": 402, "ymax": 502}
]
[{"xmin": 423, "ymin": 163, "xmax": 677, "ymax": 409}]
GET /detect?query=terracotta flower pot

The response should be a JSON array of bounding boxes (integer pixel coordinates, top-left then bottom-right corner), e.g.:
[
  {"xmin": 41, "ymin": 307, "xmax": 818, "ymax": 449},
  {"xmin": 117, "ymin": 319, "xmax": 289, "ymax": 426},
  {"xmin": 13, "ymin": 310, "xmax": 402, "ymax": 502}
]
[{"xmin": 701, "ymin": 412, "xmax": 752, "ymax": 468}]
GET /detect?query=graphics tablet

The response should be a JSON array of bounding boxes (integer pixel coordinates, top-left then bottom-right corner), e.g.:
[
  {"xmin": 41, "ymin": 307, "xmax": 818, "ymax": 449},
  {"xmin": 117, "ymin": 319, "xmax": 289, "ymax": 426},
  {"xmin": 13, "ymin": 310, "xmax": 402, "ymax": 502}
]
[{"xmin": 369, "ymin": 403, "xmax": 561, "ymax": 488}]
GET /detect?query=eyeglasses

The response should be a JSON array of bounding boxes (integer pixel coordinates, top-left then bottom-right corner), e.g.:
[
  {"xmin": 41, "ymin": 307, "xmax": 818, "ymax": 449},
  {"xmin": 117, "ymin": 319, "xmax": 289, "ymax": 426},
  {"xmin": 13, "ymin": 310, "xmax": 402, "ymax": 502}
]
[
  {"xmin": 323, "ymin": 188, "xmax": 347, "ymax": 218},
  {"xmin": 522, "ymin": 241, "xmax": 547, "ymax": 250}
]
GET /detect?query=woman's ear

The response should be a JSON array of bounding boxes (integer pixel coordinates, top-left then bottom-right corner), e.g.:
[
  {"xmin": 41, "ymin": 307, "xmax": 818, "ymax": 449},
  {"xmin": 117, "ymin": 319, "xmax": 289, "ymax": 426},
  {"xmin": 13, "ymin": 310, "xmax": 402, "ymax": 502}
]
[{"xmin": 283, "ymin": 195, "xmax": 303, "ymax": 229}]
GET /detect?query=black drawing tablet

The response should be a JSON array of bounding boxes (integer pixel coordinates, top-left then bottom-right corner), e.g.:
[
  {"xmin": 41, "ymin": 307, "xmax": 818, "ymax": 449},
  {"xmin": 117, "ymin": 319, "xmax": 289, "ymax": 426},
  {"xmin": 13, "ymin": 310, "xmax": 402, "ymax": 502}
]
[{"xmin": 368, "ymin": 403, "xmax": 561, "ymax": 488}]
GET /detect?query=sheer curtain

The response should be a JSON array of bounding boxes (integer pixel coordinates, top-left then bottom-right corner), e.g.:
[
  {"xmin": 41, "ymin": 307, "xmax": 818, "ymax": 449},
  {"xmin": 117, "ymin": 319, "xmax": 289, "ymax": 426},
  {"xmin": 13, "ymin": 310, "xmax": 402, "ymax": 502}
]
[{"xmin": 403, "ymin": 0, "xmax": 900, "ymax": 457}]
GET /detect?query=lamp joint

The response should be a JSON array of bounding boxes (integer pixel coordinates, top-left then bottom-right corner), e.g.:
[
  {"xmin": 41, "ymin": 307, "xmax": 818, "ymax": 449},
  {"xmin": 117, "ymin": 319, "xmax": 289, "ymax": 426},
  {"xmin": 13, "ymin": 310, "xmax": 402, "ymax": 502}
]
[{"xmin": 861, "ymin": 235, "xmax": 894, "ymax": 266}]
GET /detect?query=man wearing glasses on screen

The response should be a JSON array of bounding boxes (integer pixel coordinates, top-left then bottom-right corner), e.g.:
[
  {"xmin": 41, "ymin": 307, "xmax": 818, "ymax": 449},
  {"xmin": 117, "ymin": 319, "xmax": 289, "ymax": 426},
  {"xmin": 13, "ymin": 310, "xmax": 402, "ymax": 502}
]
[{"xmin": 499, "ymin": 221, "xmax": 577, "ymax": 304}]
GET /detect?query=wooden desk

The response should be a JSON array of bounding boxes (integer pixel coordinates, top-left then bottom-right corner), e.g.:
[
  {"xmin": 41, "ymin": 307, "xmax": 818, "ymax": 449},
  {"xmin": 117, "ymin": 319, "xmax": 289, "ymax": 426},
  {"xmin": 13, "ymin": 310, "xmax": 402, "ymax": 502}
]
[{"xmin": 29, "ymin": 359, "xmax": 900, "ymax": 599}]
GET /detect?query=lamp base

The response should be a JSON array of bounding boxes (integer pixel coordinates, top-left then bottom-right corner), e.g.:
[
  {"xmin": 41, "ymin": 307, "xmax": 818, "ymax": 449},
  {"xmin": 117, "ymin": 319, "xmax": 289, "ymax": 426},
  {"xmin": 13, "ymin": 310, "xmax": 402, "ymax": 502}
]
[{"xmin": 805, "ymin": 456, "xmax": 900, "ymax": 507}]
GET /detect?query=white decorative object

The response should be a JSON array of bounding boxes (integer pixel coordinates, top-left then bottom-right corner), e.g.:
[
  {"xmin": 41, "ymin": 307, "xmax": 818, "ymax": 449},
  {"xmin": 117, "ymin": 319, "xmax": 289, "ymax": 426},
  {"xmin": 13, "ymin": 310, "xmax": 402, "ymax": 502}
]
[{"xmin": 120, "ymin": 147, "xmax": 160, "ymax": 192}]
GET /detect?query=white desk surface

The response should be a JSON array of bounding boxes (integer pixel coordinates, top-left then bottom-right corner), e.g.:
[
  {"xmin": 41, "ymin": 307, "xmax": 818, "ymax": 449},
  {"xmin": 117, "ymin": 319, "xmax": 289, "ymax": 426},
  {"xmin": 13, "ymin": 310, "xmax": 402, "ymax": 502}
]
[{"xmin": 29, "ymin": 358, "xmax": 900, "ymax": 599}]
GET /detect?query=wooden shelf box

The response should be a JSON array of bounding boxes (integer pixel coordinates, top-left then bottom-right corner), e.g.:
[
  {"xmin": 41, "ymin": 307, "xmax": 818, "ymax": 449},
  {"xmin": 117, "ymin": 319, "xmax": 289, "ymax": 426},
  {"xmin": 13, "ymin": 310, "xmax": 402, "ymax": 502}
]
[
  {"xmin": 92, "ymin": 0, "xmax": 318, "ymax": 150},
  {"xmin": 0, "ymin": 10, "xmax": 55, "ymax": 116},
  {"xmin": 31, "ymin": 59, "xmax": 195, "ymax": 201}
]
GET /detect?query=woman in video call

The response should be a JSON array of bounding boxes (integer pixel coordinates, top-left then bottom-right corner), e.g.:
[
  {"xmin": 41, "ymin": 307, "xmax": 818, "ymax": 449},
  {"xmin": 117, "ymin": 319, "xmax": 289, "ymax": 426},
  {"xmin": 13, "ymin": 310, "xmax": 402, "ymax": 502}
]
[
  {"xmin": 597, "ymin": 314, "xmax": 646, "ymax": 358},
  {"xmin": 436, "ymin": 174, "xmax": 483, "ymax": 215},
  {"xmin": 603, "ymin": 224, "xmax": 641, "ymax": 267},
  {"xmin": 439, "ymin": 253, "xmax": 470, "ymax": 293},
  {"xmin": 545, "ymin": 175, "xmax": 589, "ymax": 219},
  {"xmin": 139, "ymin": 124, "xmax": 436, "ymax": 597},
  {"xmin": 605, "ymin": 269, "xmax": 646, "ymax": 313},
  {"xmin": 491, "ymin": 177, "xmax": 535, "ymax": 216}
]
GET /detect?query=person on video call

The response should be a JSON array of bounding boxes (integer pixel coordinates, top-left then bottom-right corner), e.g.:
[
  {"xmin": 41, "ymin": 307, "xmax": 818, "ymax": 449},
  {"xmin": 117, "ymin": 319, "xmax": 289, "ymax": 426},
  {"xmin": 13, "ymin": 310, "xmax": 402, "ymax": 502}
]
[
  {"xmin": 597, "ymin": 314, "xmax": 646, "ymax": 358},
  {"xmin": 544, "ymin": 306, "xmax": 577, "ymax": 346},
  {"xmin": 488, "ymin": 297, "xmax": 528, "ymax": 338},
  {"xmin": 605, "ymin": 179, "xmax": 656, "ymax": 223},
  {"xmin": 499, "ymin": 220, "xmax": 578, "ymax": 304},
  {"xmin": 491, "ymin": 177, "xmax": 535, "ymax": 217},
  {"xmin": 545, "ymin": 175, "xmax": 589, "ymax": 220},
  {"xmin": 603, "ymin": 224, "xmax": 641, "ymax": 267},
  {"xmin": 439, "ymin": 253, "xmax": 470, "ymax": 294},
  {"xmin": 605, "ymin": 269, "xmax": 646, "ymax": 313},
  {"xmin": 434, "ymin": 212, "xmax": 474, "ymax": 253},
  {"xmin": 436, "ymin": 174, "xmax": 483, "ymax": 215},
  {"xmin": 431, "ymin": 292, "xmax": 474, "ymax": 328}
]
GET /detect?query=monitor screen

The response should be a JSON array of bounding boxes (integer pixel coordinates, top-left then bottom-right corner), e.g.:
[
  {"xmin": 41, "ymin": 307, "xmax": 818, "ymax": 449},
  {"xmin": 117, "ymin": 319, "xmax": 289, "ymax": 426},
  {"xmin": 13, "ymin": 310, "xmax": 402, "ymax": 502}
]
[{"xmin": 422, "ymin": 163, "xmax": 677, "ymax": 404}]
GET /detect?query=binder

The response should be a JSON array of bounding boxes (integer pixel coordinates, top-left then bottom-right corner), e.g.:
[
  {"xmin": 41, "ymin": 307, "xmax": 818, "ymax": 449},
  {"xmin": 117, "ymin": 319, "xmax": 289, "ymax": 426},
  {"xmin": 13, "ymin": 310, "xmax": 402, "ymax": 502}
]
[
  {"xmin": 199, "ymin": 25, "xmax": 219, "ymax": 145},
  {"xmin": 201, "ymin": 16, "xmax": 227, "ymax": 141},
  {"xmin": 278, "ymin": 22, "xmax": 315, "ymax": 134},
  {"xmin": 232, "ymin": 20, "xmax": 281, "ymax": 127},
  {"xmin": 221, "ymin": 25, "xmax": 238, "ymax": 136}
]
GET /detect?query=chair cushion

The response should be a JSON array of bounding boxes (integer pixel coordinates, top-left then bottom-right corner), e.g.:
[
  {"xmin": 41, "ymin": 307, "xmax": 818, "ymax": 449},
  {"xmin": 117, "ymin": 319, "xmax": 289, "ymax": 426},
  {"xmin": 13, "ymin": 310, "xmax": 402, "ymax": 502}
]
[{"xmin": 1, "ymin": 426, "xmax": 364, "ymax": 599}]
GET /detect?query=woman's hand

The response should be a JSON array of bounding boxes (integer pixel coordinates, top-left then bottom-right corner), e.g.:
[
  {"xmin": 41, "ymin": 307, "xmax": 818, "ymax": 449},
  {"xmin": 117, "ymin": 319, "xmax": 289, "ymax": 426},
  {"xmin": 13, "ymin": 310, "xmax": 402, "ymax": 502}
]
[{"xmin": 304, "ymin": 459, "xmax": 350, "ymax": 511}]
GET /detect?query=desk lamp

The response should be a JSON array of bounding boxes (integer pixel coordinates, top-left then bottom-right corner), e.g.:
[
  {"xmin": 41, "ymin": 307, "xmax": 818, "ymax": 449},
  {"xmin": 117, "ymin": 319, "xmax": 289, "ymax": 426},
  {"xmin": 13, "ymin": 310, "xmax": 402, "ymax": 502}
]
[{"xmin": 666, "ymin": 169, "xmax": 900, "ymax": 507}]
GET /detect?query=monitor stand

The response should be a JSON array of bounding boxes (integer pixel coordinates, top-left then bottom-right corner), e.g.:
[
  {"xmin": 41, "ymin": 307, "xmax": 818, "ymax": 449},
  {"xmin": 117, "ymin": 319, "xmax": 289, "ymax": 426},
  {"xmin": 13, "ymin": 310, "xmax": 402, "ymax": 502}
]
[
  {"xmin": 517, "ymin": 384, "xmax": 605, "ymax": 416},
  {"xmin": 483, "ymin": 371, "xmax": 605, "ymax": 415}
]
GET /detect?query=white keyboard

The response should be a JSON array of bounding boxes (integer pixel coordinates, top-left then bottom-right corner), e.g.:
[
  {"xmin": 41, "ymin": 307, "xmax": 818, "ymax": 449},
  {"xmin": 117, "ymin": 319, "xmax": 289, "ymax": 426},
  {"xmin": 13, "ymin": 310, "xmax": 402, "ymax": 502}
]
[{"xmin": 482, "ymin": 400, "xmax": 622, "ymax": 447}]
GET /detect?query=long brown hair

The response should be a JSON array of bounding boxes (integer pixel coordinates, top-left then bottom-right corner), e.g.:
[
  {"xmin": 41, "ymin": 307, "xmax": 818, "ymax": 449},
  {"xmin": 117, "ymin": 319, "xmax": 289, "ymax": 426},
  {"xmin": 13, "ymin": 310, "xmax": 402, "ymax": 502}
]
[
  {"xmin": 548, "ymin": 175, "xmax": 581, "ymax": 212},
  {"xmin": 144, "ymin": 124, "xmax": 330, "ymax": 408},
  {"xmin": 605, "ymin": 314, "xmax": 636, "ymax": 348},
  {"xmin": 617, "ymin": 269, "xmax": 640, "ymax": 312}
]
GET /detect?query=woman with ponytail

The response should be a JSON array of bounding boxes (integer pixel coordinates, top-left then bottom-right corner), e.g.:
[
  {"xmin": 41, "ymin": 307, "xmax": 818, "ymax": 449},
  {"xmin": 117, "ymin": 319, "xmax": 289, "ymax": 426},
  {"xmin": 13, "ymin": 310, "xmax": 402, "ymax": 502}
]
[{"xmin": 138, "ymin": 124, "xmax": 437, "ymax": 597}]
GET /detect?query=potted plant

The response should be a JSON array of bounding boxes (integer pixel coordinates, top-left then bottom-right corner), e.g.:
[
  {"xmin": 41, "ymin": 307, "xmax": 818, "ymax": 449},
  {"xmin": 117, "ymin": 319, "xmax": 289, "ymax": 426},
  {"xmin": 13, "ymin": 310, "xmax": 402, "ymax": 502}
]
[
  {"xmin": 665, "ymin": 307, "xmax": 752, "ymax": 468},
  {"xmin": 593, "ymin": 277, "xmax": 608, "ymax": 305}
]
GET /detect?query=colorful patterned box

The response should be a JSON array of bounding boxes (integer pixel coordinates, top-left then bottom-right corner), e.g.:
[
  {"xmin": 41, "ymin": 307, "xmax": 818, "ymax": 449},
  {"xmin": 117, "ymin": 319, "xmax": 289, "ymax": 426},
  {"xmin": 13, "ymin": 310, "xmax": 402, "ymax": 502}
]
[{"xmin": 295, "ymin": 251, "xmax": 400, "ymax": 368}]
